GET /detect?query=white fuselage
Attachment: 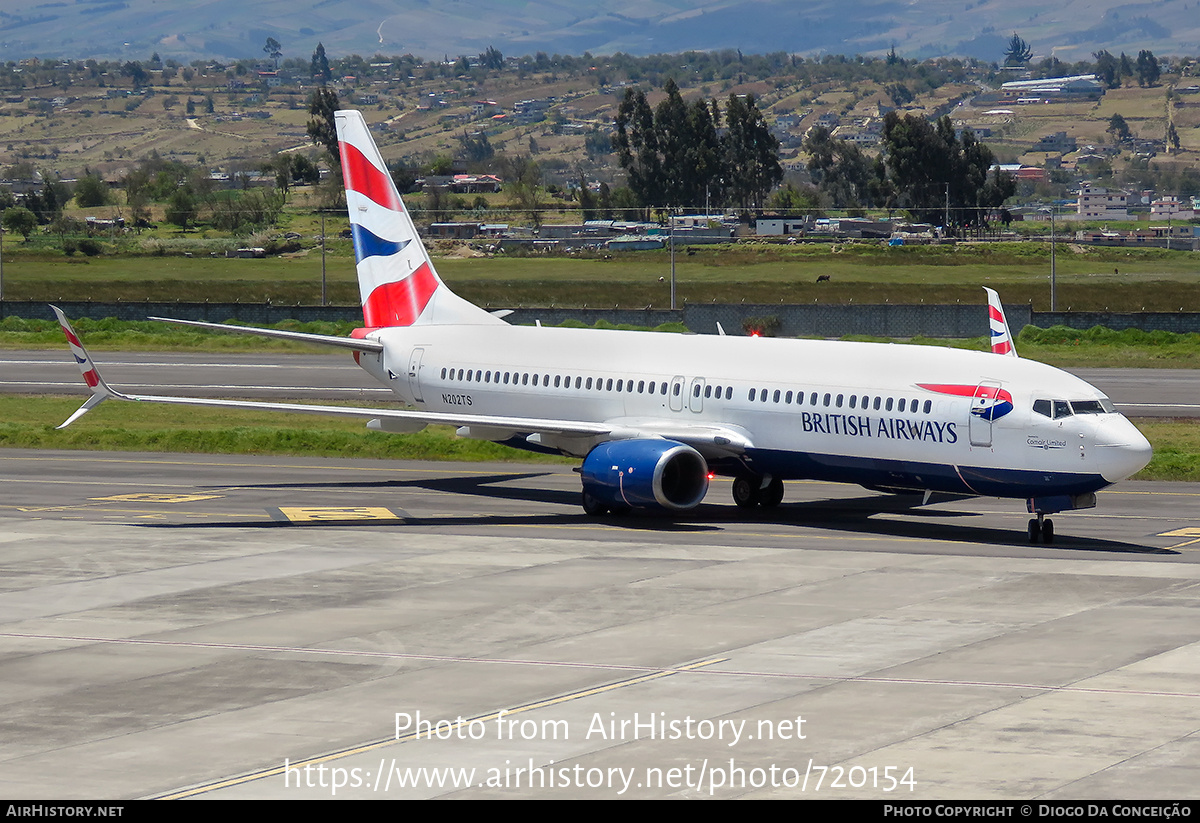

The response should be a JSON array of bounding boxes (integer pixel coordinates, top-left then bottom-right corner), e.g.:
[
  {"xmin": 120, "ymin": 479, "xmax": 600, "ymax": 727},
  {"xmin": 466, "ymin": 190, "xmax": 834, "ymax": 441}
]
[{"xmin": 354, "ymin": 324, "xmax": 1151, "ymax": 501}]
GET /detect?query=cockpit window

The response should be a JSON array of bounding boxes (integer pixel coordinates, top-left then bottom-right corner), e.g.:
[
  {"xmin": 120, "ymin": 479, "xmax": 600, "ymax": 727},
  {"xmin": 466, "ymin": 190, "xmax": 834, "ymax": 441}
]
[{"xmin": 1035, "ymin": 397, "xmax": 1115, "ymax": 418}]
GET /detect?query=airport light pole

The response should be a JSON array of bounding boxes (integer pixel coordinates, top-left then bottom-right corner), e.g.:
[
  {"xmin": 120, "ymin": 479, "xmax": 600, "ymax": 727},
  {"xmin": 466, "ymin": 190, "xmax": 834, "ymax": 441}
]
[
  {"xmin": 669, "ymin": 213, "xmax": 676, "ymax": 310},
  {"xmin": 1050, "ymin": 206, "xmax": 1056, "ymax": 312},
  {"xmin": 1042, "ymin": 205, "xmax": 1057, "ymax": 312}
]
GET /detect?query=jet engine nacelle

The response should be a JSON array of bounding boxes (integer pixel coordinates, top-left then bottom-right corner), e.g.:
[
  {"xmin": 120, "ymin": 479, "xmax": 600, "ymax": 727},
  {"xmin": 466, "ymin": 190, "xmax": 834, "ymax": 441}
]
[{"xmin": 580, "ymin": 439, "xmax": 709, "ymax": 513}]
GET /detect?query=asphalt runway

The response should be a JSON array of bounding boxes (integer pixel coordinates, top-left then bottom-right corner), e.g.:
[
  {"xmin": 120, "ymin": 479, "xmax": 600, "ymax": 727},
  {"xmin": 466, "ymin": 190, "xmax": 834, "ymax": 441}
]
[
  {"xmin": 3, "ymin": 350, "xmax": 1200, "ymax": 416},
  {"xmin": 2, "ymin": 449, "xmax": 1199, "ymax": 799}
]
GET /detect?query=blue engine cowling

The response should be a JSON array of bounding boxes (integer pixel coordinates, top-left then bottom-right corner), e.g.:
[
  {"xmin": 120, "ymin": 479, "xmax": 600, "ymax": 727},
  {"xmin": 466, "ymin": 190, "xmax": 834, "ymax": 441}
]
[{"xmin": 580, "ymin": 439, "xmax": 709, "ymax": 512}]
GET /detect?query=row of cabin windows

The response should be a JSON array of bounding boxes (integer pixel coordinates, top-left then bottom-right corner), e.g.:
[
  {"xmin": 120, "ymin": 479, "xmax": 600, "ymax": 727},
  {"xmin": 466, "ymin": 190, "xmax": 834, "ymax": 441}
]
[
  {"xmin": 437, "ymin": 366, "xmax": 932, "ymax": 412},
  {"xmin": 748, "ymin": 387, "xmax": 933, "ymax": 415},
  {"xmin": 440, "ymin": 367, "xmax": 738, "ymax": 398}
]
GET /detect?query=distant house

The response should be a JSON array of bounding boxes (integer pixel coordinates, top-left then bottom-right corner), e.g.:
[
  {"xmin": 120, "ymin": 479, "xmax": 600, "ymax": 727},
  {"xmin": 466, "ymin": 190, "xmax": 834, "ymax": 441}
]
[
  {"xmin": 428, "ymin": 222, "xmax": 480, "ymax": 239},
  {"xmin": 513, "ymin": 98, "xmax": 551, "ymax": 124},
  {"xmin": 1032, "ymin": 131, "xmax": 1077, "ymax": 154},
  {"xmin": 1000, "ymin": 74, "xmax": 1103, "ymax": 102},
  {"xmin": 1151, "ymin": 197, "xmax": 1195, "ymax": 221},
  {"xmin": 449, "ymin": 174, "xmax": 501, "ymax": 194},
  {"xmin": 1077, "ymin": 185, "xmax": 1129, "ymax": 220}
]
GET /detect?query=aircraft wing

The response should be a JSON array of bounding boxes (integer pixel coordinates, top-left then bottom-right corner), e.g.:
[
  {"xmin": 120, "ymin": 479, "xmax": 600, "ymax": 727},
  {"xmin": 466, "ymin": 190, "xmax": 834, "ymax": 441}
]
[
  {"xmin": 147, "ymin": 316, "xmax": 385, "ymax": 352},
  {"xmin": 599, "ymin": 418, "xmax": 753, "ymax": 455},
  {"xmin": 52, "ymin": 307, "xmax": 750, "ymax": 454}
]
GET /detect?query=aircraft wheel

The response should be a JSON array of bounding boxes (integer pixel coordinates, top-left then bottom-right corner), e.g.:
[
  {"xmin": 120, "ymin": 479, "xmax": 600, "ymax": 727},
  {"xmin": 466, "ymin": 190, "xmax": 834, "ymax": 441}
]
[
  {"xmin": 1028, "ymin": 518, "xmax": 1042, "ymax": 544},
  {"xmin": 581, "ymin": 490, "xmax": 607, "ymax": 516},
  {"xmin": 733, "ymin": 476, "xmax": 761, "ymax": 509},
  {"xmin": 1042, "ymin": 519, "xmax": 1054, "ymax": 544},
  {"xmin": 760, "ymin": 477, "xmax": 785, "ymax": 508}
]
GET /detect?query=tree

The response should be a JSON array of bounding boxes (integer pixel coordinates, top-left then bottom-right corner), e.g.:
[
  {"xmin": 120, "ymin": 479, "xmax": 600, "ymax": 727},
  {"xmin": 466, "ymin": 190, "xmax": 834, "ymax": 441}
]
[
  {"xmin": 479, "ymin": 46, "xmax": 504, "ymax": 71},
  {"xmin": 311, "ymin": 42, "xmax": 332, "ymax": 85},
  {"xmin": 263, "ymin": 37, "xmax": 282, "ymax": 69},
  {"xmin": 2, "ymin": 206, "xmax": 37, "ymax": 240},
  {"xmin": 1093, "ymin": 51, "xmax": 1120, "ymax": 89},
  {"xmin": 613, "ymin": 88, "xmax": 663, "ymax": 210},
  {"xmin": 74, "ymin": 171, "xmax": 109, "ymax": 208},
  {"xmin": 457, "ymin": 131, "xmax": 494, "ymax": 165},
  {"xmin": 290, "ymin": 155, "xmax": 320, "ymax": 185},
  {"xmin": 578, "ymin": 176, "xmax": 598, "ymax": 220},
  {"xmin": 120, "ymin": 60, "xmax": 148, "ymax": 89},
  {"xmin": 879, "ymin": 113, "xmax": 1014, "ymax": 229},
  {"xmin": 1004, "ymin": 34, "xmax": 1033, "ymax": 67},
  {"xmin": 1107, "ymin": 113, "xmax": 1132, "ymax": 143},
  {"xmin": 306, "ymin": 87, "xmax": 341, "ymax": 170},
  {"xmin": 502, "ymin": 155, "xmax": 543, "ymax": 226},
  {"xmin": 722, "ymin": 93, "xmax": 782, "ymax": 210},
  {"xmin": 767, "ymin": 182, "xmax": 821, "ymax": 214},
  {"xmin": 266, "ymin": 154, "xmax": 294, "ymax": 193},
  {"xmin": 164, "ymin": 188, "xmax": 196, "ymax": 229},
  {"xmin": 1135, "ymin": 50, "xmax": 1160, "ymax": 87},
  {"xmin": 803, "ymin": 126, "xmax": 881, "ymax": 209}
]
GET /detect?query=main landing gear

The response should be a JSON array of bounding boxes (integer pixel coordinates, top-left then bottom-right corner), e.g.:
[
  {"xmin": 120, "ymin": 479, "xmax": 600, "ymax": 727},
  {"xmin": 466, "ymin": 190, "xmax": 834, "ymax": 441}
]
[
  {"xmin": 733, "ymin": 474, "xmax": 784, "ymax": 509},
  {"xmin": 1028, "ymin": 515, "xmax": 1055, "ymax": 544}
]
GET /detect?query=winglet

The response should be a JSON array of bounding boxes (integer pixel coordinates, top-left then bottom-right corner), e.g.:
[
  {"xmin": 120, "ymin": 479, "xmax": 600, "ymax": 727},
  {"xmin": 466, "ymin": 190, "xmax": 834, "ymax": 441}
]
[
  {"xmin": 983, "ymin": 288, "xmax": 1018, "ymax": 358},
  {"xmin": 51, "ymin": 306, "xmax": 123, "ymax": 428}
]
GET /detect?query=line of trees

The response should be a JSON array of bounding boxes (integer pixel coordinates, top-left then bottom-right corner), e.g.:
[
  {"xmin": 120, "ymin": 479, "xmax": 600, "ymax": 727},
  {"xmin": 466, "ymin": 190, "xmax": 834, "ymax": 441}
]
[
  {"xmin": 613, "ymin": 79, "xmax": 783, "ymax": 212},
  {"xmin": 803, "ymin": 112, "xmax": 1016, "ymax": 228}
]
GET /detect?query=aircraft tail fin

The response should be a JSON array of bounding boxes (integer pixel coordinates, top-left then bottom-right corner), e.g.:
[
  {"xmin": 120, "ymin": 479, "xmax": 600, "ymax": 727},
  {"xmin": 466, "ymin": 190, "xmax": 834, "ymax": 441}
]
[
  {"xmin": 984, "ymin": 287, "xmax": 1018, "ymax": 358},
  {"xmin": 335, "ymin": 109, "xmax": 499, "ymax": 328}
]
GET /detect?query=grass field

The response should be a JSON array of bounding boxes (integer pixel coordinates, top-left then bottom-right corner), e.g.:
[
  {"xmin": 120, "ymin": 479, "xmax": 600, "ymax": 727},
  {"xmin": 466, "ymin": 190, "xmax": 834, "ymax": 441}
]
[
  {"xmin": 0, "ymin": 396, "xmax": 571, "ymax": 464},
  {"xmin": 4, "ymin": 240, "xmax": 1200, "ymax": 311}
]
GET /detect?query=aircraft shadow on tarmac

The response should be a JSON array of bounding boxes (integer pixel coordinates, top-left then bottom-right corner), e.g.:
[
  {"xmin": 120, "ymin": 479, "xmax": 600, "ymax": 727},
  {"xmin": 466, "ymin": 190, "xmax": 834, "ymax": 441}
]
[{"xmin": 153, "ymin": 470, "xmax": 1175, "ymax": 554}]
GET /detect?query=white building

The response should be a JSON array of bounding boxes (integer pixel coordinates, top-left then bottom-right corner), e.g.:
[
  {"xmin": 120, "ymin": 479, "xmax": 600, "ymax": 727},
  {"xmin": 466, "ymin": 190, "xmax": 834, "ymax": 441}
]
[
  {"xmin": 1077, "ymin": 185, "xmax": 1128, "ymax": 220},
  {"xmin": 1150, "ymin": 197, "xmax": 1195, "ymax": 221}
]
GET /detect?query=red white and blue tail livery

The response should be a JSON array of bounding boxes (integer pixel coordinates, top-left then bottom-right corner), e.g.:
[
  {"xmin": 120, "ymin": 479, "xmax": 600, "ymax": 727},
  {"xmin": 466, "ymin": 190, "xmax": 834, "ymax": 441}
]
[
  {"xmin": 337, "ymin": 110, "xmax": 497, "ymax": 328},
  {"xmin": 51, "ymin": 109, "xmax": 1153, "ymax": 545},
  {"xmin": 985, "ymin": 286, "xmax": 1017, "ymax": 357}
]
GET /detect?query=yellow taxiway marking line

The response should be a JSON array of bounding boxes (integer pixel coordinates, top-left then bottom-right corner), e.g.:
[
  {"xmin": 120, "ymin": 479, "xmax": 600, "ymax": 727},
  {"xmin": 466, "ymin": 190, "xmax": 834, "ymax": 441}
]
[
  {"xmin": 1157, "ymin": 528, "xmax": 1200, "ymax": 550},
  {"xmin": 154, "ymin": 657, "xmax": 726, "ymax": 799},
  {"xmin": 0, "ymin": 503, "xmax": 261, "ymax": 518}
]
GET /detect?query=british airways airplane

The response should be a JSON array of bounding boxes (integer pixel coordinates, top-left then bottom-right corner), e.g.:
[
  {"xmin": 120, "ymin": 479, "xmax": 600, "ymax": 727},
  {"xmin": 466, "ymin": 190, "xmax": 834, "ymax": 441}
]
[{"xmin": 54, "ymin": 110, "xmax": 1152, "ymax": 544}]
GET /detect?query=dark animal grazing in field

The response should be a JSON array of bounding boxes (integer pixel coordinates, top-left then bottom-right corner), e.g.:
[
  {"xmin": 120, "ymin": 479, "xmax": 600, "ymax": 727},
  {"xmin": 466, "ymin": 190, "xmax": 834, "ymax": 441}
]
[{"xmin": 816, "ymin": 274, "xmax": 831, "ymax": 283}]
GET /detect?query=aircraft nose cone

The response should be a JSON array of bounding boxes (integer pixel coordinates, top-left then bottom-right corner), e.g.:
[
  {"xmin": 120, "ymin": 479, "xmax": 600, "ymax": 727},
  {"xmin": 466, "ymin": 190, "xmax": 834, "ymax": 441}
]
[{"xmin": 1097, "ymin": 417, "xmax": 1153, "ymax": 482}]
